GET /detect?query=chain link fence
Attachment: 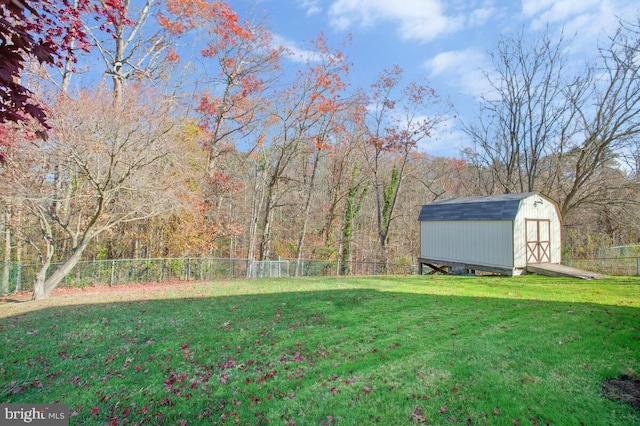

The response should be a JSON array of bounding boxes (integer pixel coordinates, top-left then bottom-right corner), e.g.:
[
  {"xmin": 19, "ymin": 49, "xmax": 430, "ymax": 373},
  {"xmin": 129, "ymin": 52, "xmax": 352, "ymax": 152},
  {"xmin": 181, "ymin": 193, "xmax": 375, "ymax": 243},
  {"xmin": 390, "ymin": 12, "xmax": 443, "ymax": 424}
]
[
  {"xmin": 2, "ymin": 255, "xmax": 637, "ymax": 294},
  {"xmin": 0, "ymin": 258, "xmax": 418, "ymax": 293},
  {"xmin": 565, "ymin": 257, "xmax": 640, "ymax": 277}
]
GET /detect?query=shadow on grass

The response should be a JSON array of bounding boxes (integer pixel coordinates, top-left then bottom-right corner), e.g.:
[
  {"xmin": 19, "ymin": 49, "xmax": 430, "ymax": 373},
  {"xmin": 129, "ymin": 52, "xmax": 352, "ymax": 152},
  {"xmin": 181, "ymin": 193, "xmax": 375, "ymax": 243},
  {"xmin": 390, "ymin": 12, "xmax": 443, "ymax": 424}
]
[{"xmin": 0, "ymin": 298, "xmax": 29, "ymax": 304}]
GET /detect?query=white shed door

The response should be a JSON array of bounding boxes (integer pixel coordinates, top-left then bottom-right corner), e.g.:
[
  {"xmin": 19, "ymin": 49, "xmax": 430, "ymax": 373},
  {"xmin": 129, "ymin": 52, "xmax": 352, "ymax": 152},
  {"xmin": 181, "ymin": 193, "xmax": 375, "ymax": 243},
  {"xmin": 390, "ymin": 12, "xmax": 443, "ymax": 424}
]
[{"xmin": 526, "ymin": 219, "xmax": 551, "ymax": 264}]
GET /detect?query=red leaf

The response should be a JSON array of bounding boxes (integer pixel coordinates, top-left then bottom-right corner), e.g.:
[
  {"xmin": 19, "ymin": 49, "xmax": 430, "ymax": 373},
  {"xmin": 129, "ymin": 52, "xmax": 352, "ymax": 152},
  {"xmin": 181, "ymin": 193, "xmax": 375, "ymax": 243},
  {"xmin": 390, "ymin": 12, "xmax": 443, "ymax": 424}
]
[{"xmin": 91, "ymin": 406, "xmax": 100, "ymax": 415}]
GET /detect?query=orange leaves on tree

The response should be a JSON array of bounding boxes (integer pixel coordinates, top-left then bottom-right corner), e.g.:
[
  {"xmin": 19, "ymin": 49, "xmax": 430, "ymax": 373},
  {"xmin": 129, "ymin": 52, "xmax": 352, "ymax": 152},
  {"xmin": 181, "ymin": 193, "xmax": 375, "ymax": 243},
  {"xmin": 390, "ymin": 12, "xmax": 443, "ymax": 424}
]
[
  {"xmin": 156, "ymin": 0, "xmax": 255, "ymax": 65},
  {"xmin": 207, "ymin": 171, "xmax": 243, "ymax": 195},
  {"xmin": 310, "ymin": 136, "xmax": 333, "ymax": 152},
  {"xmin": 197, "ymin": 93, "xmax": 223, "ymax": 130},
  {"xmin": 157, "ymin": 14, "xmax": 186, "ymax": 36},
  {"xmin": 159, "ymin": 0, "xmax": 251, "ymax": 51},
  {"xmin": 446, "ymin": 157, "xmax": 467, "ymax": 171},
  {"xmin": 404, "ymin": 80, "xmax": 438, "ymax": 105},
  {"xmin": 165, "ymin": 47, "xmax": 180, "ymax": 63},
  {"xmin": 364, "ymin": 64, "xmax": 448, "ymax": 155},
  {"xmin": 287, "ymin": 33, "xmax": 351, "ymax": 146},
  {"xmin": 165, "ymin": 185, "xmax": 243, "ymax": 256},
  {"xmin": 372, "ymin": 64, "xmax": 403, "ymax": 93},
  {"xmin": 195, "ymin": 23, "xmax": 280, "ymax": 157},
  {"xmin": 240, "ymin": 74, "xmax": 263, "ymax": 97}
]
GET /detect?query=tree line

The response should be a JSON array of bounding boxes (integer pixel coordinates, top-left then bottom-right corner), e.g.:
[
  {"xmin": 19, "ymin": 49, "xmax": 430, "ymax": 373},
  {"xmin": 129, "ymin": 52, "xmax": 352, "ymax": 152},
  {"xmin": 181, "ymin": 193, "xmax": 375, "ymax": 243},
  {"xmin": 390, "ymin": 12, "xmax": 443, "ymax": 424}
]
[{"xmin": 1, "ymin": 1, "xmax": 639, "ymax": 299}]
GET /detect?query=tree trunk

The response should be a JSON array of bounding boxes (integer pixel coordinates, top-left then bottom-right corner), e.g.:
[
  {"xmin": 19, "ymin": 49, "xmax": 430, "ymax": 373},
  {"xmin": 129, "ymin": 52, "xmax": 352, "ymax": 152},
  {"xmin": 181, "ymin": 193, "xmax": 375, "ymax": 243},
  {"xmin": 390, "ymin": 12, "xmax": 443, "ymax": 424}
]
[
  {"xmin": 376, "ymin": 158, "xmax": 406, "ymax": 266},
  {"xmin": 15, "ymin": 210, "xmax": 22, "ymax": 293},
  {"xmin": 246, "ymin": 166, "xmax": 267, "ymax": 277},
  {"xmin": 295, "ymin": 151, "xmax": 321, "ymax": 274},
  {"xmin": 33, "ymin": 238, "xmax": 91, "ymax": 300},
  {"xmin": 258, "ymin": 171, "xmax": 279, "ymax": 260},
  {"xmin": 2, "ymin": 208, "xmax": 10, "ymax": 295},
  {"xmin": 60, "ymin": 0, "xmax": 80, "ymax": 93},
  {"xmin": 32, "ymin": 266, "xmax": 50, "ymax": 300},
  {"xmin": 46, "ymin": 242, "xmax": 90, "ymax": 297},
  {"xmin": 31, "ymin": 238, "xmax": 55, "ymax": 300},
  {"xmin": 339, "ymin": 167, "xmax": 367, "ymax": 275},
  {"xmin": 258, "ymin": 206, "xmax": 274, "ymax": 260}
]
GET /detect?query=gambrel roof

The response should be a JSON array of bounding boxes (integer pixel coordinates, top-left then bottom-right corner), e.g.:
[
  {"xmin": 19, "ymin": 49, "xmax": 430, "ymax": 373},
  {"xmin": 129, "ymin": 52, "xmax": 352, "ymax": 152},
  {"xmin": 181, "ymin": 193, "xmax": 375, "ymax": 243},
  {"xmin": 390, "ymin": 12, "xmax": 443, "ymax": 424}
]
[{"xmin": 418, "ymin": 192, "xmax": 541, "ymax": 221}]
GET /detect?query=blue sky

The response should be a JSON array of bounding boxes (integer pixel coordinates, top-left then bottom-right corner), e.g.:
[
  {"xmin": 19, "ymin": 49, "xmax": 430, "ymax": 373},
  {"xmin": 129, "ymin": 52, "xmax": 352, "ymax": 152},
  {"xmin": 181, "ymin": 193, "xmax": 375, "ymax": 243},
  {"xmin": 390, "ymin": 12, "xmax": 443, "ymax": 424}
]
[{"xmin": 231, "ymin": 0, "xmax": 640, "ymax": 158}]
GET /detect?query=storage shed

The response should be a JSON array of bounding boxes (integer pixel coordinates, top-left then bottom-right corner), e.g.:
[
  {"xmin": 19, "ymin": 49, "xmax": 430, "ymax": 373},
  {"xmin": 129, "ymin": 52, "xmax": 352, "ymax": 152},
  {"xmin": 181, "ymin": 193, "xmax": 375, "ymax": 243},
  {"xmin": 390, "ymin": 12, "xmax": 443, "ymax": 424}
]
[{"xmin": 417, "ymin": 192, "xmax": 561, "ymax": 276}]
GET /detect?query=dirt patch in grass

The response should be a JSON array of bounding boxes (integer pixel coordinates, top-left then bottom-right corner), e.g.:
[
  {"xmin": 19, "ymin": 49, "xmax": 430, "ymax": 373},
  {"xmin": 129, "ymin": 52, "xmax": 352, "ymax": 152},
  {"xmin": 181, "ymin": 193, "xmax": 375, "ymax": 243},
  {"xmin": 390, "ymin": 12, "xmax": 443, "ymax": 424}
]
[
  {"xmin": 0, "ymin": 280, "xmax": 211, "ymax": 317},
  {"xmin": 2, "ymin": 280, "xmax": 196, "ymax": 300},
  {"xmin": 602, "ymin": 375, "xmax": 640, "ymax": 410}
]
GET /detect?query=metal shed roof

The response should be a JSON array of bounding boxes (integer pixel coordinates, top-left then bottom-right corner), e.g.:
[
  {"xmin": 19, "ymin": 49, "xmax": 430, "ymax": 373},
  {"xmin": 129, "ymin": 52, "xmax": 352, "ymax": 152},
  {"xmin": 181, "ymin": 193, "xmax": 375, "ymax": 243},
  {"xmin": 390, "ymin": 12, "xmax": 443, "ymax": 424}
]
[{"xmin": 418, "ymin": 192, "xmax": 540, "ymax": 221}]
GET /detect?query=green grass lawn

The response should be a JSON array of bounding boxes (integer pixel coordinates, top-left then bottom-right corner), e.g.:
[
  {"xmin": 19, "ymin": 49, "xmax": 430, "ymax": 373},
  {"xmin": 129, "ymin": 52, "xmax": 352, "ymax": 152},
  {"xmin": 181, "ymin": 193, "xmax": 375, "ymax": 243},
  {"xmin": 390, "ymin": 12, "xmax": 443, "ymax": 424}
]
[{"xmin": 1, "ymin": 275, "xmax": 639, "ymax": 425}]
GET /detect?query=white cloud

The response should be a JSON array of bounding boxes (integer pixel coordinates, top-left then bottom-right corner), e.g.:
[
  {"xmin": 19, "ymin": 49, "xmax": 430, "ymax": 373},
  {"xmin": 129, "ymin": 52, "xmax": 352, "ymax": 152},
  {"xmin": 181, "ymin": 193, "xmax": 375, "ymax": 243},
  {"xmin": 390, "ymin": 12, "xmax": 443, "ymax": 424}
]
[
  {"xmin": 525, "ymin": 0, "xmax": 602, "ymax": 31},
  {"xmin": 426, "ymin": 49, "xmax": 483, "ymax": 76},
  {"xmin": 424, "ymin": 49, "xmax": 492, "ymax": 98},
  {"xmin": 520, "ymin": 0, "xmax": 638, "ymax": 56},
  {"xmin": 467, "ymin": 5, "xmax": 497, "ymax": 27},
  {"xmin": 271, "ymin": 34, "xmax": 321, "ymax": 63},
  {"xmin": 295, "ymin": 0, "xmax": 322, "ymax": 16},
  {"xmin": 326, "ymin": 0, "xmax": 502, "ymax": 43},
  {"xmin": 521, "ymin": 0, "xmax": 637, "ymax": 35},
  {"xmin": 521, "ymin": 0, "xmax": 559, "ymax": 18},
  {"xmin": 327, "ymin": 0, "xmax": 464, "ymax": 42}
]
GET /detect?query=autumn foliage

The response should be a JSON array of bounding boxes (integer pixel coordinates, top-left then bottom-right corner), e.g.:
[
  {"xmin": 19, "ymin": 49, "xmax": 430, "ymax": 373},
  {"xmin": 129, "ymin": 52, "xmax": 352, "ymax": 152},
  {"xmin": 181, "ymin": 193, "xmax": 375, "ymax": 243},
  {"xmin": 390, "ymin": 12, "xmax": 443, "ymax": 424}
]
[
  {"xmin": 158, "ymin": 0, "xmax": 250, "ymax": 41},
  {"xmin": 2, "ymin": 1, "xmax": 640, "ymax": 301},
  {"xmin": 0, "ymin": 0, "xmax": 89, "ymax": 158}
]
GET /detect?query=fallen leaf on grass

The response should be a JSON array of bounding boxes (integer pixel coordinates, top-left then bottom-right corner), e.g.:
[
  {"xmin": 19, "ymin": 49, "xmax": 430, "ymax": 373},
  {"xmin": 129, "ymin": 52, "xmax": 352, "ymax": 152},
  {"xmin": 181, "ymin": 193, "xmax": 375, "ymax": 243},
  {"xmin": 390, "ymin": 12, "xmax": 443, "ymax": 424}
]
[{"xmin": 411, "ymin": 405, "xmax": 428, "ymax": 423}]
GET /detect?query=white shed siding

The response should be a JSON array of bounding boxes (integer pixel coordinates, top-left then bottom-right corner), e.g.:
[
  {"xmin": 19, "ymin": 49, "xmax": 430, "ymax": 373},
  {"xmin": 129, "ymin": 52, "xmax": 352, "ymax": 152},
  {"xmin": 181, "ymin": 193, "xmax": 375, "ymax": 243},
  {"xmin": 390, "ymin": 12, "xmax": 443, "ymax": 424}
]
[
  {"xmin": 420, "ymin": 220, "xmax": 514, "ymax": 269},
  {"xmin": 513, "ymin": 195, "xmax": 562, "ymax": 267}
]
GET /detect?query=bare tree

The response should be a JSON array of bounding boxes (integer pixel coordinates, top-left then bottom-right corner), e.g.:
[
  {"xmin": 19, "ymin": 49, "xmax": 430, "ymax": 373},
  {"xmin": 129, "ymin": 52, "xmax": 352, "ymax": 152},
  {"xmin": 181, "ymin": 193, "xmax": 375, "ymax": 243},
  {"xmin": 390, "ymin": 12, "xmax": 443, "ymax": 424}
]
[
  {"xmin": 362, "ymin": 66, "xmax": 447, "ymax": 264},
  {"xmin": 463, "ymin": 29, "xmax": 576, "ymax": 195},
  {"xmin": 0, "ymin": 86, "xmax": 184, "ymax": 299},
  {"xmin": 86, "ymin": 0, "xmax": 172, "ymax": 103},
  {"xmin": 464, "ymin": 20, "xmax": 640, "ymax": 224},
  {"xmin": 559, "ymin": 17, "xmax": 640, "ymax": 216}
]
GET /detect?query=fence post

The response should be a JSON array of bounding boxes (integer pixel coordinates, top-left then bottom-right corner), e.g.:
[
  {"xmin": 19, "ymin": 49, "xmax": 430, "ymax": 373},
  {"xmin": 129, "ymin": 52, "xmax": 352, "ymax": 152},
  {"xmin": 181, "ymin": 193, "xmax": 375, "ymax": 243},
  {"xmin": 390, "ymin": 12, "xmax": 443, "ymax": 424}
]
[{"xmin": 110, "ymin": 260, "xmax": 115, "ymax": 286}]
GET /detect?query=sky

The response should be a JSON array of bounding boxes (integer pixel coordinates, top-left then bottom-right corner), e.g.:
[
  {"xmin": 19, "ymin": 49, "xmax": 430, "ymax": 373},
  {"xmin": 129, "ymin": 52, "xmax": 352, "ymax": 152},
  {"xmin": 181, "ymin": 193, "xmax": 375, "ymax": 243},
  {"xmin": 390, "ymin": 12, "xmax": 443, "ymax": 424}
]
[{"xmin": 230, "ymin": 0, "xmax": 640, "ymax": 158}]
